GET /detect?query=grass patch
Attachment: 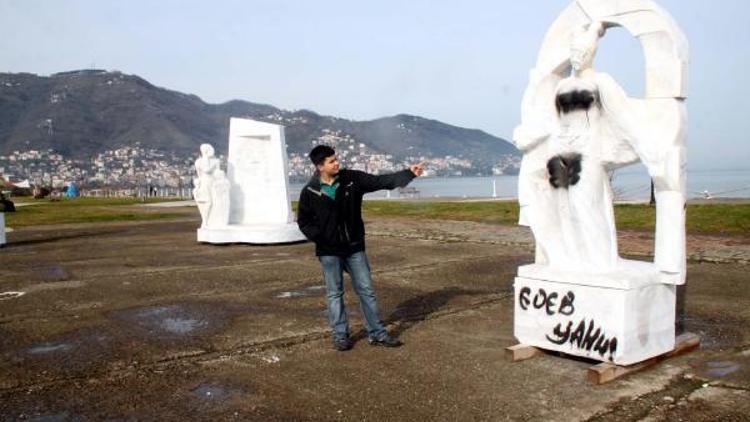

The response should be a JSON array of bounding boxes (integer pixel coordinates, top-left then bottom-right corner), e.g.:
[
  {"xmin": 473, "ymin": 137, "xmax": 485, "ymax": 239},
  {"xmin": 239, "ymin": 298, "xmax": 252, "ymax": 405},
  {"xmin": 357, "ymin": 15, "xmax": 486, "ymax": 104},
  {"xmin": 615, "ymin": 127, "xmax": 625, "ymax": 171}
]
[
  {"xmin": 4, "ymin": 197, "xmax": 193, "ymax": 227},
  {"xmin": 5, "ymin": 198, "xmax": 749, "ymax": 236},
  {"xmin": 357, "ymin": 200, "xmax": 750, "ymax": 237},
  {"xmin": 362, "ymin": 201, "xmax": 519, "ymax": 225},
  {"xmin": 684, "ymin": 203, "xmax": 750, "ymax": 236}
]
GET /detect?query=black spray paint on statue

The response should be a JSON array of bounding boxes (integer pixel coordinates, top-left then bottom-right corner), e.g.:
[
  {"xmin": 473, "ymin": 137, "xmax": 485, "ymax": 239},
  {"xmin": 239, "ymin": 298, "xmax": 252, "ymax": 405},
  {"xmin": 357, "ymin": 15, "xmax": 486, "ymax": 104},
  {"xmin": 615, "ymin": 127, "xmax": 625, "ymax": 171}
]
[
  {"xmin": 519, "ymin": 286, "xmax": 618, "ymax": 360},
  {"xmin": 545, "ymin": 318, "xmax": 618, "ymax": 359},
  {"xmin": 519, "ymin": 287, "xmax": 575, "ymax": 316}
]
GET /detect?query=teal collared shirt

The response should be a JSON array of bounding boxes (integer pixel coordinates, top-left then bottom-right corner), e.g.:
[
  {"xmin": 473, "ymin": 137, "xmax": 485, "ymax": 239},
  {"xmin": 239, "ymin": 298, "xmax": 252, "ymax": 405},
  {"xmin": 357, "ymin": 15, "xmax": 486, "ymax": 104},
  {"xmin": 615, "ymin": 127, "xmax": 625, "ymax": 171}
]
[{"xmin": 320, "ymin": 176, "xmax": 339, "ymax": 200}]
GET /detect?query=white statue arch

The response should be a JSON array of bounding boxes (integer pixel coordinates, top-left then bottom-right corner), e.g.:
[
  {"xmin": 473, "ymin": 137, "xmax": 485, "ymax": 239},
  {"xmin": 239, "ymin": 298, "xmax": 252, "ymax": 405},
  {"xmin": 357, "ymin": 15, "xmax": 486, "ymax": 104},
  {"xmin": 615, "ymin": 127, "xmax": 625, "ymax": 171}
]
[
  {"xmin": 532, "ymin": 0, "xmax": 688, "ymax": 98},
  {"xmin": 512, "ymin": 0, "xmax": 691, "ymax": 365}
]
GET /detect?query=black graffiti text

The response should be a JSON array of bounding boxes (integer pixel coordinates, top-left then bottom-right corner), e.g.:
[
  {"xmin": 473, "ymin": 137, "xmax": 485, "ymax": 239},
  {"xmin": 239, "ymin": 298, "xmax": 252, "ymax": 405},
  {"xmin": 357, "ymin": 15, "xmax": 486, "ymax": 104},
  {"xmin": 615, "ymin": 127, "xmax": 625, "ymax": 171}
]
[
  {"xmin": 519, "ymin": 287, "xmax": 575, "ymax": 316},
  {"xmin": 545, "ymin": 318, "xmax": 618, "ymax": 360}
]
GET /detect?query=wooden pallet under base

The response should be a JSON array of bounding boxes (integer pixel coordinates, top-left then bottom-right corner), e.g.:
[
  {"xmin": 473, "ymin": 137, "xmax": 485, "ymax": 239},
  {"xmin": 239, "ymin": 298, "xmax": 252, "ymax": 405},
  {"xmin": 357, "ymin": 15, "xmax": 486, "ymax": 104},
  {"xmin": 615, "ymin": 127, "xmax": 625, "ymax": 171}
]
[{"xmin": 506, "ymin": 332, "xmax": 701, "ymax": 384}]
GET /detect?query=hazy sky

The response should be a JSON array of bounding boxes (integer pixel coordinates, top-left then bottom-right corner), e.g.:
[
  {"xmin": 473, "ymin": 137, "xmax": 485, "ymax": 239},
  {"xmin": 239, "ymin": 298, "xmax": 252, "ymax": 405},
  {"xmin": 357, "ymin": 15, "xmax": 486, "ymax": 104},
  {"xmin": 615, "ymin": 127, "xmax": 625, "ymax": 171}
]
[{"xmin": 1, "ymin": 0, "xmax": 748, "ymax": 170}]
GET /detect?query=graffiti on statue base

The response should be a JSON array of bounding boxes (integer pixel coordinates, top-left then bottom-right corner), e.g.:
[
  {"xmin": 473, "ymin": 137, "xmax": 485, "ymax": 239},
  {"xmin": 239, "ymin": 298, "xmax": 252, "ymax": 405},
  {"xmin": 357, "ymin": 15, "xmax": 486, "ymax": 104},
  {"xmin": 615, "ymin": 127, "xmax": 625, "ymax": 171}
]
[
  {"xmin": 519, "ymin": 286, "xmax": 575, "ymax": 316},
  {"xmin": 518, "ymin": 286, "xmax": 618, "ymax": 361},
  {"xmin": 545, "ymin": 318, "xmax": 617, "ymax": 359}
]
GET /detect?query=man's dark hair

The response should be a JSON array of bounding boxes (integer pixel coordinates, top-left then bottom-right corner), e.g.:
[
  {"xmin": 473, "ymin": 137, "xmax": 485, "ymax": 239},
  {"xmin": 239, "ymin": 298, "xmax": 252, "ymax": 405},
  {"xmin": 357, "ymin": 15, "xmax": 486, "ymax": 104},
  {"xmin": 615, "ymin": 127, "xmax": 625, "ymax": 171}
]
[{"xmin": 309, "ymin": 145, "xmax": 336, "ymax": 166}]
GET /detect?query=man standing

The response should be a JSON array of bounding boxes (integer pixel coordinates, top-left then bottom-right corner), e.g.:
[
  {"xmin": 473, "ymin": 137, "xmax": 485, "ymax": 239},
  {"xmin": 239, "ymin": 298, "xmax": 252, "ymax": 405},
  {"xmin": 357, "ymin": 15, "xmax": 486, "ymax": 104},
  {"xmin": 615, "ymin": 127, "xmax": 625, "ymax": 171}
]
[{"xmin": 298, "ymin": 145, "xmax": 424, "ymax": 351}]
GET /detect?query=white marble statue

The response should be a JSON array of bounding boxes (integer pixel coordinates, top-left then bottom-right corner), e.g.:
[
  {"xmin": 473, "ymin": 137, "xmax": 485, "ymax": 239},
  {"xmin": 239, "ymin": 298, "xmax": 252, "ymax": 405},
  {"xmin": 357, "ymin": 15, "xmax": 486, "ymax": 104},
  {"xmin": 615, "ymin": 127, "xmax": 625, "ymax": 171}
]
[
  {"xmin": 515, "ymin": 3, "xmax": 687, "ymax": 283},
  {"xmin": 193, "ymin": 143, "xmax": 226, "ymax": 228},
  {"xmin": 515, "ymin": 22, "xmax": 628, "ymax": 271},
  {"xmin": 512, "ymin": 0, "xmax": 689, "ymax": 365},
  {"xmin": 195, "ymin": 118, "xmax": 306, "ymax": 244}
]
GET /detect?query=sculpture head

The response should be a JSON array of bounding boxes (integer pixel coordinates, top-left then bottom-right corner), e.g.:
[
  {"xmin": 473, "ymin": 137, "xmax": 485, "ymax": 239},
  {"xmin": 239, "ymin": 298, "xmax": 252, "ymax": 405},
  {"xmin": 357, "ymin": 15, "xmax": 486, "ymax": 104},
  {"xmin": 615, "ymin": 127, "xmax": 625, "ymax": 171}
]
[
  {"xmin": 570, "ymin": 21, "xmax": 605, "ymax": 72},
  {"xmin": 199, "ymin": 143, "xmax": 215, "ymax": 158}
]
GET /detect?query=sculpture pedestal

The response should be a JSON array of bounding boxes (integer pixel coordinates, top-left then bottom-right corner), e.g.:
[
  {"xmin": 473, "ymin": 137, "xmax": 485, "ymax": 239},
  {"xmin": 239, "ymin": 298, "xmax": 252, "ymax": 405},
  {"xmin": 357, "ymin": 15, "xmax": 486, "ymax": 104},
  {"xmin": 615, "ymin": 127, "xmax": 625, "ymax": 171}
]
[
  {"xmin": 197, "ymin": 223, "xmax": 306, "ymax": 244},
  {"xmin": 513, "ymin": 260, "xmax": 675, "ymax": 366},
  {"xmin": 0, "ymin": 213, "xmax": 5, "ymax": 247}
]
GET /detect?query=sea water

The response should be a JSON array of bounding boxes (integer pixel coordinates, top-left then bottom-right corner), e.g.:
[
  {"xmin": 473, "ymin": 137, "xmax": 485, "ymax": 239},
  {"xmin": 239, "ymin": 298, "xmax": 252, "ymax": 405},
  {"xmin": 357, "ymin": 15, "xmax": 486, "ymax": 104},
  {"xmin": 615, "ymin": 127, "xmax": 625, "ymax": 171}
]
[{"xmin": 289, "ymin": 168, "xmax": 750, "ymax": 200}]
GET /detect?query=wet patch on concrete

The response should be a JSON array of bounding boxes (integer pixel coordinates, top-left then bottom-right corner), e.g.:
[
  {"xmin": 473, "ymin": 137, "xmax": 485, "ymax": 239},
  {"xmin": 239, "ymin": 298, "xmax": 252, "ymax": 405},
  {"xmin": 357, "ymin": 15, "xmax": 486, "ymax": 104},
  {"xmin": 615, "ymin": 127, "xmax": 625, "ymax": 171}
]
[
  {"xmin": 20, "ymin": 332, "xmax": 109, "ymax": 361},
  {"xmin": 692, "ymin": 352, "xmax": 750, "ymax": 387},
  {"xmin": 0, "ymin": 329, "xmax": 114, "ymax": 383},
  {"xmin": 115, "ymin": 304, "xmax": 217, "ymax": 338},
  {"xmin": 191, "ymin": 383, "xmax": 239, "ymax": 401},
  {"xmin": 275, "ymin": 285, "xmax": 325, "ymax": 299},
  {"xmin": 26, "ymin": 411, "xmax": 72, "ymax": 422},
  {"xmin": 188, "ymin": 381, "xmax": 251, "ymax": 410},
  {"xmin": 681, "ymin": 313, "xmax": 746, "ymax": 349},
  {"xmin": 26, "ymin": 342, "xmax": 75, "ymax": 355},
  {"xmin": 704, "ymin": 360, "xmax": 742, "ymax": 377},
  {"xmin": 31, "ymin": 264, "xmax": 71, "ymax": 282},
  {"xmin": 4, "ymin": 303, "xmax": 253, "ymax": 381},
  {"xmin": 111, "ymin": 301, "xmax": 262, "ymax": 346}
]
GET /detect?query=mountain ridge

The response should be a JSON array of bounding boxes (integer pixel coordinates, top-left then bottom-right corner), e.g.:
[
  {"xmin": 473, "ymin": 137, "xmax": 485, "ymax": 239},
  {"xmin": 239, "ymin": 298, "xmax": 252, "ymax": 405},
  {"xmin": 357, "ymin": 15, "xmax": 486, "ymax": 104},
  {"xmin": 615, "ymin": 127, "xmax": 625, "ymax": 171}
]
[{"xmin": 0, "ymin": 70, "xmax": 518, "ymax": 164}]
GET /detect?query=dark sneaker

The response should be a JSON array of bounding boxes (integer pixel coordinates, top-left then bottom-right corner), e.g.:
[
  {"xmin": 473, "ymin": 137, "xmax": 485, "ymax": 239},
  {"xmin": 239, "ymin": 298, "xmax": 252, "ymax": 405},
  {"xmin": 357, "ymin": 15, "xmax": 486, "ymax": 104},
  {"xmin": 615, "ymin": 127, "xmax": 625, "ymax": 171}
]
[
  {"xmin": 333, "ymin": 337, "xmax": 353, "ymax": 351},
  {"xmin": 368, "ymin": 335, "xmax": 402, "ymax": 348}
]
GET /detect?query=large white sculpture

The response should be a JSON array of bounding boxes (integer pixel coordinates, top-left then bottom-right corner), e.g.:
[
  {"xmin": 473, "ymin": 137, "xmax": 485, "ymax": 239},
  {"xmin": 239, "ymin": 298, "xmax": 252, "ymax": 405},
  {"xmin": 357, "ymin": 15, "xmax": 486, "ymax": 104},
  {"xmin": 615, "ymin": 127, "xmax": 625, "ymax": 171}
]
[
  {"xmin": 512, "ymin": 0, "xmax": 688, "ymax": 365},
  {"xmin": 195, "ymin": 118, "xmax": 306, "ymax": 244}
]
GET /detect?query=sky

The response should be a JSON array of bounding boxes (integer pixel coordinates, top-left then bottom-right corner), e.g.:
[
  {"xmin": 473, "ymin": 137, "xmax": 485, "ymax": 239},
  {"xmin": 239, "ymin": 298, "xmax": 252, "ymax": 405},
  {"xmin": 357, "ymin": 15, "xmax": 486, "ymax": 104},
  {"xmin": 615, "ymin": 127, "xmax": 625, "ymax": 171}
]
[{"xmin": 1, "ymin": 0, "xmax": 749, "ymax": 170}]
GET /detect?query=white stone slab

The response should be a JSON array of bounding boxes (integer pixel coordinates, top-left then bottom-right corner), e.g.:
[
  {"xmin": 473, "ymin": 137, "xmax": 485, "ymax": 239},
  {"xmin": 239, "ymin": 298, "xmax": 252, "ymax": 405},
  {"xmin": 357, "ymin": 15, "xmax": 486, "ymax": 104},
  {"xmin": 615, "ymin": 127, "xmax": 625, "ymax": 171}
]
[
  {"xmin": 227, "ymin": 118, "xmax": 294, "ymax": 226},
  {"xmin": 514, "ymin": 274, "xmax": 676, "ymax": 365}
]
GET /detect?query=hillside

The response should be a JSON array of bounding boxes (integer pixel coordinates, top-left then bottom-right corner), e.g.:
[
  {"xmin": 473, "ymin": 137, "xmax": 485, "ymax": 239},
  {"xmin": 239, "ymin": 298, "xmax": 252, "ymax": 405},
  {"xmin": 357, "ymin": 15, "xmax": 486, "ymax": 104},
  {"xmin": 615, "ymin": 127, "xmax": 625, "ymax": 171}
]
[{"xmin": 0, "ymin": 70, "xmax": 517, "ymax": 164}]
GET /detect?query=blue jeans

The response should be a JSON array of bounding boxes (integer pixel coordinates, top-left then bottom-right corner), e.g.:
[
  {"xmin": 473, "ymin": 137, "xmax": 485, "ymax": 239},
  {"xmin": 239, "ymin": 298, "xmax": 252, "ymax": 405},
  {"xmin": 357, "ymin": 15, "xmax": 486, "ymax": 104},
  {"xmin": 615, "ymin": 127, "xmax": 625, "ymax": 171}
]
[{"xmin": 319, "ymin": 251, "xmax": 387, "ymax": 341}]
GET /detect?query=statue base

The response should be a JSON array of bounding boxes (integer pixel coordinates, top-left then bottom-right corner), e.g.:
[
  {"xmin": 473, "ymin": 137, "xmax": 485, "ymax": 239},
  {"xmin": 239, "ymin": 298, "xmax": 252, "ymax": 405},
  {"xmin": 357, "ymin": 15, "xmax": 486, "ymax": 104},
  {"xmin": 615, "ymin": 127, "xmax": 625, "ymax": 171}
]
[
  {"xmin": 513, "ymin": 260, "xmax": 676, "ymax": 366},
  {"xmin": 197, "ymin": 222, "xmax": 306, "ymax": 244}
]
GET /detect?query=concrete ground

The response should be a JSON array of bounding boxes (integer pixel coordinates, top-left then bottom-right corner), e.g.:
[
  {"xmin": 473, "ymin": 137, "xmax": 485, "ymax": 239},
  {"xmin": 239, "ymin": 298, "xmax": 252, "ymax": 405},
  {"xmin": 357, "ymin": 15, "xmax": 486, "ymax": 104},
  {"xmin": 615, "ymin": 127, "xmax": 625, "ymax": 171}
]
[{"xmin": 0, "ymin": 213, "xmax": 749, "ymax": 421}]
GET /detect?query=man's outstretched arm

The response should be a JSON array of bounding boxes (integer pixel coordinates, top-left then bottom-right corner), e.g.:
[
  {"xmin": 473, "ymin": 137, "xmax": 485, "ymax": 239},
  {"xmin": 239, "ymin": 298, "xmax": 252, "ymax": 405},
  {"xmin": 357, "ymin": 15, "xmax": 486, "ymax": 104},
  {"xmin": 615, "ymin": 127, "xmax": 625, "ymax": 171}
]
[{"xmin": 355, "ymin": 163, "xmax": 424, "ymax": 193}]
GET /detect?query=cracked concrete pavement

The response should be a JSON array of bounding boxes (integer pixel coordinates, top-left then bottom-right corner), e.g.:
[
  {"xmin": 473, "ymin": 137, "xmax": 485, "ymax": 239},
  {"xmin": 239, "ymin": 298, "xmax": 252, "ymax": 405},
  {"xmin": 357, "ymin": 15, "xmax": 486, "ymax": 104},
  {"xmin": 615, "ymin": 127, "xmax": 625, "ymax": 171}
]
[{"xmin": 0, "ymin": 214, "xmax": 748, "ymax": 421}]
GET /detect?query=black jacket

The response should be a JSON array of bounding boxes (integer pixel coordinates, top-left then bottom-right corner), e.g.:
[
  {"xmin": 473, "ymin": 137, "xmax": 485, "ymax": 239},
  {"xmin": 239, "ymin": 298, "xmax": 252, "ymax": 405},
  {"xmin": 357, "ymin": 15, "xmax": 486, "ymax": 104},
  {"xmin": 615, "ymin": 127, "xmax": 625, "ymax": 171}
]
[{"xmin": 297, "ymin": 168, "xmax": 416, "ymax": 256}]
